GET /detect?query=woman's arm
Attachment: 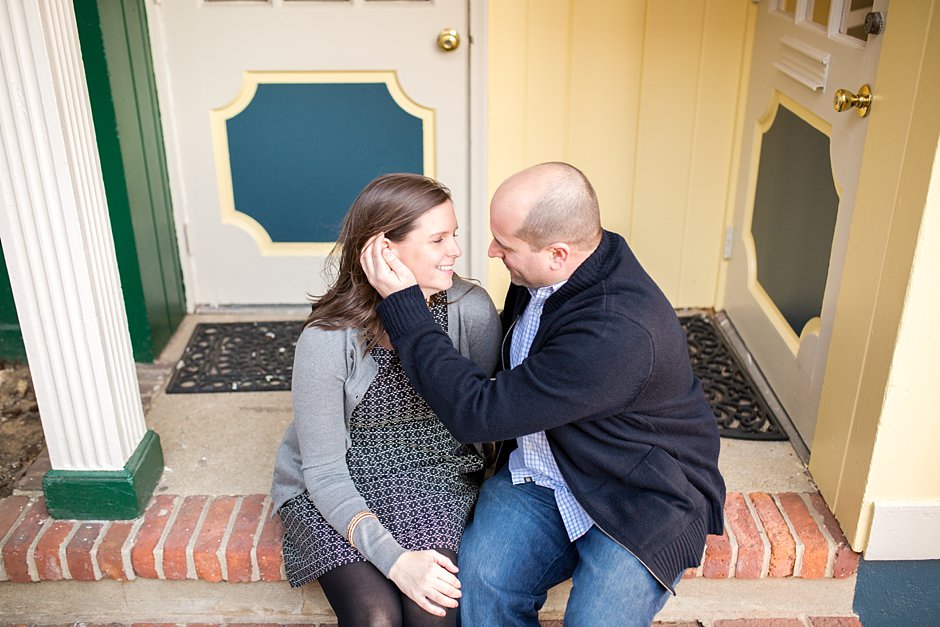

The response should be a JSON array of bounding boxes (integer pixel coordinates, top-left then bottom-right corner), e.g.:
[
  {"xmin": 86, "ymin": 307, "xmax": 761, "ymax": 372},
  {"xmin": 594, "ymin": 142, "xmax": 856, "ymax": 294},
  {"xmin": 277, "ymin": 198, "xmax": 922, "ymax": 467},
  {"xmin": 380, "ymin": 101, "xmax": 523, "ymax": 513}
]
[
  {"xmin": 292, "ymin": 327, "xmax": 462, "ymax": 616},
  {"xmin": 450, "ymin": 280, "xmax": 502, "ymax": 375},
  {"xmin": 291, "ymin": 327, "xmax": 405, "ymax": 575},
  {"xmin": 464, "ymin": 285, "xmax": 502, "ymax": 375}
]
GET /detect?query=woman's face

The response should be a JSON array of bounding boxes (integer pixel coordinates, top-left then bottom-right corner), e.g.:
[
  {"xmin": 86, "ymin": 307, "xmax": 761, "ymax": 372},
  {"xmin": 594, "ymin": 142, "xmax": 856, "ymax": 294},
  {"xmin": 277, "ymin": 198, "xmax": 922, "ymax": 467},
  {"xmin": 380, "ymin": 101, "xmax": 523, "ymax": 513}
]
[{"xmin": 388, "ymin": 200, "xmax": 461, "ymax": 300}]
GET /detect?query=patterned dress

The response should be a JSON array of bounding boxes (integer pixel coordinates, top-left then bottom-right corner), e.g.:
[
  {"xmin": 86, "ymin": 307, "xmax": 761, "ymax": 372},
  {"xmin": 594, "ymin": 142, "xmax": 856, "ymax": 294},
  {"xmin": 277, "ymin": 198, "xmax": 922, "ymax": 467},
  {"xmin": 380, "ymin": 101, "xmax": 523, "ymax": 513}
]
[{"xmin": 279, "ymin": 294, "xmax": 483, "ymax": 586}]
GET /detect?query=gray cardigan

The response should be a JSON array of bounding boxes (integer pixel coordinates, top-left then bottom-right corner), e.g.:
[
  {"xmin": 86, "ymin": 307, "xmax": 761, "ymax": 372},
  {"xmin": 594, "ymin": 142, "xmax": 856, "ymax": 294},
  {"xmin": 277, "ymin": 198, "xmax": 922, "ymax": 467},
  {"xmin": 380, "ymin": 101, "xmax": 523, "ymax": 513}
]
[{"xmin": 270, "ymin": 277, "xmax": 501, "ymax": 576}]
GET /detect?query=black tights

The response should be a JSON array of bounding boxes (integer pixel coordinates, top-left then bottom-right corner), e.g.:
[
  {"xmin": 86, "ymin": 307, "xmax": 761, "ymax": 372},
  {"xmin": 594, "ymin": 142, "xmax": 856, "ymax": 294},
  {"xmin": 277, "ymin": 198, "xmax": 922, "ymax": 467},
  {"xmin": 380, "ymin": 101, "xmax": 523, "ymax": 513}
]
[{"xmin": 317, "ymin": 548, "xmax": 459, "ymax": 627}]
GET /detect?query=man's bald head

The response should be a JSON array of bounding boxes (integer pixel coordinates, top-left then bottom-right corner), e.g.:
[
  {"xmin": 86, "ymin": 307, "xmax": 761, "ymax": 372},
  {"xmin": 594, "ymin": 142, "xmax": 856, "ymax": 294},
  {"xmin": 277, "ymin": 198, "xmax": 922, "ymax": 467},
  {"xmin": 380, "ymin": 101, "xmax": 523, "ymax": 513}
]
[{"xmin": 493, "ymin": 162, "xmax": 602, "ymax": 251}]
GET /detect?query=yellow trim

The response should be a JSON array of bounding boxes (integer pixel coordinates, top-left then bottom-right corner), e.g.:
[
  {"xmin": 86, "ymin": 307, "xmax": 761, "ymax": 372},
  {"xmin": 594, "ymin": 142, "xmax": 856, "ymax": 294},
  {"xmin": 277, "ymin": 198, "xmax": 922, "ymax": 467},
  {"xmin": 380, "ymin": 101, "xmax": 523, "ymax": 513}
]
[
  {"xmin": 741, "ymin": 90, "xmax": 837, "ymax": 355},
  {"xmin": 209, "ymin": 70, "xmax": 436, "ymax": 257}
]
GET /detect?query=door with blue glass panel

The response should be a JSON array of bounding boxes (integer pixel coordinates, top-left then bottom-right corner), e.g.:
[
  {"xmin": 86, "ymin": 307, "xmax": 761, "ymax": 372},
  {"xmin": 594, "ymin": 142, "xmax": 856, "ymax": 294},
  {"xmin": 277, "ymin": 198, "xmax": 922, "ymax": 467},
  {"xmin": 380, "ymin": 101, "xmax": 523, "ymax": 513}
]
[
  {"xmin": 722, "ymin": 0, "xmax": 888, "ymax": 450},
  {"xmin": 149, "ymin": 0, "xmax": 469, "ymax": 305}
]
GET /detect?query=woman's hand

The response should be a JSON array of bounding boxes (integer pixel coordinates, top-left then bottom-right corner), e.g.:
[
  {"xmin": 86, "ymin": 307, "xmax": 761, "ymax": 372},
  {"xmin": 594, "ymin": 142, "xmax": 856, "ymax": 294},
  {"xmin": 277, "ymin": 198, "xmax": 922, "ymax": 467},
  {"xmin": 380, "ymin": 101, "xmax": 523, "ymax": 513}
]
[
  {"xmin": 360, "ymin": 233, "xmax": 418, "ymax": 298},
  {"xmin": 388, "ymin": 549, "xmax": 462, "ymax": 616}
]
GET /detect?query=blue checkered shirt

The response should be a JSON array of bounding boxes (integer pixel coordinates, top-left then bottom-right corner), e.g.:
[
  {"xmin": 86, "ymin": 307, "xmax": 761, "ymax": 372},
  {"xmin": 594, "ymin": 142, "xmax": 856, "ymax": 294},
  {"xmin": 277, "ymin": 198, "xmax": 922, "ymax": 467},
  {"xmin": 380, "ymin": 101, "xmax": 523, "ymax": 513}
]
[{"xmin": 508, "ymin": 282, "xmax": 596, "ymax": 541}]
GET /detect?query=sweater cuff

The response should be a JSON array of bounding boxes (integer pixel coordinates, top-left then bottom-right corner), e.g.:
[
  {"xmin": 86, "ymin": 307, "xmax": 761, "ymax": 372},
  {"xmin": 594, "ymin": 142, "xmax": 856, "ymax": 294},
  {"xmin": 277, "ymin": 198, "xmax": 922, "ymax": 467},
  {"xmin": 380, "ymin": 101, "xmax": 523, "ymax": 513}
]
[
  {"xmin": 353, "ymin": 515, "xmax": 407, "ymax": 577},
  {"xmin": 377, "ymin": 285, "xmax": 435, "ymax": 340}
]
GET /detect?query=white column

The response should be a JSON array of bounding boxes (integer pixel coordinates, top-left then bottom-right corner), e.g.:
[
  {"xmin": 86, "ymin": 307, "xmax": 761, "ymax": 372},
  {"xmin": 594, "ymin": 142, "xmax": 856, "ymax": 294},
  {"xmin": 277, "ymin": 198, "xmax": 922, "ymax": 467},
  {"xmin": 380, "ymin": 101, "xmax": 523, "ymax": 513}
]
[{"xmin": 0, "ymin": 0, "xmax": 146, "ymax": 471}]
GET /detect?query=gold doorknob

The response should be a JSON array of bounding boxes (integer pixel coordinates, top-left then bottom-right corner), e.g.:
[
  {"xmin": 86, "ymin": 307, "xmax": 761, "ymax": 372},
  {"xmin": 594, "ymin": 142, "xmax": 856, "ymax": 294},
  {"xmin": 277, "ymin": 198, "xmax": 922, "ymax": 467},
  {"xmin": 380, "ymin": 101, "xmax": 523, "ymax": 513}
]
[
  {"xmin": 833, "ymin": 84, "xmax": 872, "ymax": 117},
  {"xmin": 437, "ymin": 28, "xmax": 460, "ymax": 52}
]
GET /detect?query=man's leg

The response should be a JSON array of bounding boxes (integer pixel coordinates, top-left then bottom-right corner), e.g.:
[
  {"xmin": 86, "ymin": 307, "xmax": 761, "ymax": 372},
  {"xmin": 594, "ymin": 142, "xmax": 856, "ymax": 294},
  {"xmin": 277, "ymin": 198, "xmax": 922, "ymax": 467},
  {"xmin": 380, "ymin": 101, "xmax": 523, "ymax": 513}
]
[
  {"xmin": 459, "ymin": 466, "xmax": 577, "ymax": 627},
  {"xmin": 563, "ymin": 526, "xmax": 675, "ymax": 627}
]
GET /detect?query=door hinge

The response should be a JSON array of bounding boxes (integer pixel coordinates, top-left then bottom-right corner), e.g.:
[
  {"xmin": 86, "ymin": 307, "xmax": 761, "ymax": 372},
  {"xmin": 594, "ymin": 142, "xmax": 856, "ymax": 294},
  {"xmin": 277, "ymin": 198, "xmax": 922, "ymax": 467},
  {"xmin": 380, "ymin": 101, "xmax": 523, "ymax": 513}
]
[{"xmin": 723, "ymin": 226, "xmax": 734, "ymax": 260}]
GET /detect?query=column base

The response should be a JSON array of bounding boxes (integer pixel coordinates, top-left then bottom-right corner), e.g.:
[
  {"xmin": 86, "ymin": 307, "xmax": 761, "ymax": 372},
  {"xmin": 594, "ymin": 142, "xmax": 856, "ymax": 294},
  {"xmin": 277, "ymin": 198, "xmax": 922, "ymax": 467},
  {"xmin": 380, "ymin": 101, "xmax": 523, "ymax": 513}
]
[{"xmin": 42, "ymin": 430, "xmax": 164, "ymax": 519}]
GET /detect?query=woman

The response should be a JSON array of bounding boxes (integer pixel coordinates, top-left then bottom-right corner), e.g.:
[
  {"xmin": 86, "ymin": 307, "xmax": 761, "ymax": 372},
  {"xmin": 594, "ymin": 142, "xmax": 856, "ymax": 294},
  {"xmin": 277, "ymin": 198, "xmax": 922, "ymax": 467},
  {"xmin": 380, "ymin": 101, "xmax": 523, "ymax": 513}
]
[{"xmin": 270, "ymin": 173, "xmax": 501, "ymax": 625}]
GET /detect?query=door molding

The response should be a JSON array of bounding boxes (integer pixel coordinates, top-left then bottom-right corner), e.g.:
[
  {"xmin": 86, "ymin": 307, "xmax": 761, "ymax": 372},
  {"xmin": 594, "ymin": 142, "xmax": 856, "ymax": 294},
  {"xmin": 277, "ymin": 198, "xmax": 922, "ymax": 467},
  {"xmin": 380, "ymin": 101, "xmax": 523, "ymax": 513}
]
[
  {"xmin": 468, "ymin": 0, "xmax": 489, "ymax": 285},
  {"xmin": 209, "ymin": 70, "xmax": 436, "ymax": 257},
  {"xmin": 742, "ymin": 90, "xmax": 835, "ymax": 355}
]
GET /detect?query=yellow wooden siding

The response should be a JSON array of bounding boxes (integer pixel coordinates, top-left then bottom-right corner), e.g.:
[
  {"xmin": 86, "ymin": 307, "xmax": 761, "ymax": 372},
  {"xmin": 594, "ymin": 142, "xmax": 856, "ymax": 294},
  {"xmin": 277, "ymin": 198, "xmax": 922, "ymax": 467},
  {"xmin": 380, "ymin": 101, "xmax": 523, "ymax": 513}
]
[
  {"xmin": 632, "ymin": 3, "xmax": 707, "ymax": 303},
  {"xmin": 566, "ymin": 1, "xmax": 643, "ymax": 242},
  {"xmin": 487, "ymin": 0, "xmax": 751, "ymax": 307},
  {"xmin": 678, "ymin": 4, "xmax": 751, "ymax": 305}
]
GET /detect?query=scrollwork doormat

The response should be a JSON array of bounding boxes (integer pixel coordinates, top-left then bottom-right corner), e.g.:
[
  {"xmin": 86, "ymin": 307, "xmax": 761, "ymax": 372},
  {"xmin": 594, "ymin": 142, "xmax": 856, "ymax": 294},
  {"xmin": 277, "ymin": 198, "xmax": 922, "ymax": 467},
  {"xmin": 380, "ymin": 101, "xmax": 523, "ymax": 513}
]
[
  {"xmin": 165, "ymin": 316, "xmax": 788, "ymax": 440},
  {"xmin": 166, "ymin": 321, "xmax": 301, "ymax": 393},
  {"xmin": 680, "ymin": 315, "xmax": 788, "ymax": 440}
]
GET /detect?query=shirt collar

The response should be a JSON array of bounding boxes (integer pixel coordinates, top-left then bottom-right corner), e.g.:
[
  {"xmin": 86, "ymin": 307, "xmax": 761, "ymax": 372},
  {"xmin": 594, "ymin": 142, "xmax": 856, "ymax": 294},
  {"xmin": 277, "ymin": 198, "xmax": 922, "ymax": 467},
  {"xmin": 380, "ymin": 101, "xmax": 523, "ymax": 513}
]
[{"xmin": 527, "ymin": 279, "xmax": 567, "ymax": 300}]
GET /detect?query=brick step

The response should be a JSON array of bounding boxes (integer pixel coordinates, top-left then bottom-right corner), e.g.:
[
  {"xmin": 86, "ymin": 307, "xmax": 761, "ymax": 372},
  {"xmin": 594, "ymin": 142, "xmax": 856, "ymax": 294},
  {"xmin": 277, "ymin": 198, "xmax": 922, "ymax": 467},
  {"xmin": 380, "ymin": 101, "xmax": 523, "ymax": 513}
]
[
  {"xmin": 0, "ymin": 491, "xmax": 858, "ymax": 584},
  {"xmin": 0, "ymin": 490, "xmax": 861, "ymax": 623}
]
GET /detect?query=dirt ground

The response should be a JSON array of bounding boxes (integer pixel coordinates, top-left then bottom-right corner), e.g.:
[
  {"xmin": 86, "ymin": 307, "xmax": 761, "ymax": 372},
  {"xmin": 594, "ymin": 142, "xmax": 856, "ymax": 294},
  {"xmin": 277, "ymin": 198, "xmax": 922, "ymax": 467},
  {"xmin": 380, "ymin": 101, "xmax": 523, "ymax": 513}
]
[{"xmin": 0, "ymin": 361, "xmax": 44, "ymax": 498}]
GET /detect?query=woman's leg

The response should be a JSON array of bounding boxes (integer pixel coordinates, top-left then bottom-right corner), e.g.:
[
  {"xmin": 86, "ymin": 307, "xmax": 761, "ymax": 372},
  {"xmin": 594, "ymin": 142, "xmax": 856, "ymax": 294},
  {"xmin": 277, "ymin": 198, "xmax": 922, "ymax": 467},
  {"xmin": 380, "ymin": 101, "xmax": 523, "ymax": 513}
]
[
  {"xmin": 318, "ymin": 560, "xmax": 403, "ymax": 627},
  {"xmin": 399, "ymin": 547, "xmax": 459, "ymax": 627}
]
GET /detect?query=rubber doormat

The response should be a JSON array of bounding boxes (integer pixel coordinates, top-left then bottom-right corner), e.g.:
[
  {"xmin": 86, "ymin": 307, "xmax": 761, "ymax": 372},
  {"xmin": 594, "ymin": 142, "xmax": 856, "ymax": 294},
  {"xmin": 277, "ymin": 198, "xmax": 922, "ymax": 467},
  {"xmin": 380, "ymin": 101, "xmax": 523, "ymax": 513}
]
[
  {"xmin": 165, "ymin": 321, "xmax": 300, "ymax": 393},
  {"xmin": 680, "ymin": 315, "xmax": 788, "ymax": 440},
  {"xmin": 167, "ymin": 316, "xmax": 787, "ymax": 440}
]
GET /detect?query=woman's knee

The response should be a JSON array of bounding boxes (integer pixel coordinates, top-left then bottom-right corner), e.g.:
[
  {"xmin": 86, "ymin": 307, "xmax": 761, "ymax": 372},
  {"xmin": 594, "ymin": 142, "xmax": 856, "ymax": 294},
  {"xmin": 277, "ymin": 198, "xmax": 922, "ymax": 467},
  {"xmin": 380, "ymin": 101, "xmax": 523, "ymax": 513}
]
[
  {"xmin": 319, "ymin": 562, "xmax": 403, "ymax": 626},
  {"xmin": 337, "ymin": 602, "xmax": 402, "ymax": 627}
]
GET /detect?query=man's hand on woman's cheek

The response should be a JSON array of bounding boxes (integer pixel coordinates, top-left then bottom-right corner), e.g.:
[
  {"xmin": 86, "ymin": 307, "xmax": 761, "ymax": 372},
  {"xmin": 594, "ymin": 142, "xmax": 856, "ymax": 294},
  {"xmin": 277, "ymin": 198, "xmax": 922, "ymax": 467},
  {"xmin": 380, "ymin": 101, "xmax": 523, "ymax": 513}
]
[{"xmin": 360, "ymin": 233, "xmax": 419, "ymax": 298}]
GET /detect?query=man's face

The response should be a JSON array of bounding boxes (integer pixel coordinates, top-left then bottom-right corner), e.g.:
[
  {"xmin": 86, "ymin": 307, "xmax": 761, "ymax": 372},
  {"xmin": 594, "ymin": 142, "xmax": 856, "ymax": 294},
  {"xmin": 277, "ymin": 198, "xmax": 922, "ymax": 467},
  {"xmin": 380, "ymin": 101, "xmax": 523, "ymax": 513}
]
[{"xmin": 487, "ymin": 196, "xmax": 551, "ymax": 289}]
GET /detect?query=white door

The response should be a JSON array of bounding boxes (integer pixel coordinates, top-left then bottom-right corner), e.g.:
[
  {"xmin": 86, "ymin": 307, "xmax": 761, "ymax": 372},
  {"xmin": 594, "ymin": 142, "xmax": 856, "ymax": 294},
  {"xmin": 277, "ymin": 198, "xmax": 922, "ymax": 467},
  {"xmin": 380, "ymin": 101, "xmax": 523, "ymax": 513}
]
[
  {"xmin": 148, "ymin": 0, "xmax": 470, "ymax": 305},
  {"xmin": 722, "ymin": 0, "xmax": 887, "ymax": 448}
]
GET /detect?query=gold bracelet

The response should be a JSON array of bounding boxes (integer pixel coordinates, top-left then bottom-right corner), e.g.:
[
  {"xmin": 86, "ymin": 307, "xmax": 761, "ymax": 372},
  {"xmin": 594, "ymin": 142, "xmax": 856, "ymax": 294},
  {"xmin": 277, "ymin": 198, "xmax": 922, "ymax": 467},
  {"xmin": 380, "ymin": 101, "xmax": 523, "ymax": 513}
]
[{"xmin": 346, "ymin": 511, "xmax": 378, "ymax": 550}]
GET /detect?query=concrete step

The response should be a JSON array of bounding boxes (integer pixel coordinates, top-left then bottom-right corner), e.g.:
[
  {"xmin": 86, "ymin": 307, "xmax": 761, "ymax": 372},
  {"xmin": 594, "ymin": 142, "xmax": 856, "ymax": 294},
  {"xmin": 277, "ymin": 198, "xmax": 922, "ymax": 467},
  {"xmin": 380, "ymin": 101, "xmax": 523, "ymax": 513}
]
[
  {"xmin": 0, "ymin": 577, "xmax": 859, "ymax": 625},
  {"xmin": 0, "ymin": 490, "xmax": 861, "ymax": 624}
]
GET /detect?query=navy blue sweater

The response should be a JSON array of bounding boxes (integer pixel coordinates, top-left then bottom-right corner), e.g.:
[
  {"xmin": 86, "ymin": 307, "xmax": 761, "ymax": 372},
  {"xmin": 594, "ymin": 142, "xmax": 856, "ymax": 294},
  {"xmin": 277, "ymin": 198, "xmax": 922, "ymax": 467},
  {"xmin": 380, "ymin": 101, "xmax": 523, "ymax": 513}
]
[{"xmin": 377, "ymin": 230, "xmax": 725, "ymax": 591}]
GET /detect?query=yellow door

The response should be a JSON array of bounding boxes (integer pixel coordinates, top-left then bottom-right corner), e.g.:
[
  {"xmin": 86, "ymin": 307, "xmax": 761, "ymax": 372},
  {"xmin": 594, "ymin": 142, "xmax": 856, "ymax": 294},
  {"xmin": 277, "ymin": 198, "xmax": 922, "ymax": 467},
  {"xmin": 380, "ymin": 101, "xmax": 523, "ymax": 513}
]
[
  {"xmin": 148, "ymin": 0, "xmax": 470, "ymax": 305},
  {"xmin": 722, "ymin": 0, "xmax": 888, "ymax": 449}
]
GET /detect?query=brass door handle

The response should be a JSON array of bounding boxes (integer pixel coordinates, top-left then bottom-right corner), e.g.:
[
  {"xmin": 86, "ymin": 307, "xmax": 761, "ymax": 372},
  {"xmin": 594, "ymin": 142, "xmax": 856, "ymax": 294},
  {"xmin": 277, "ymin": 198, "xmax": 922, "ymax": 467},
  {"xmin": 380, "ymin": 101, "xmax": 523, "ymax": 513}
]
[
  {"xmin": 437, "ymin": 28, "xmax": 460, "ymax": 52},
  {"xmin": 833, "ymin": 84, "xmax": 872, "ymax": 117}
]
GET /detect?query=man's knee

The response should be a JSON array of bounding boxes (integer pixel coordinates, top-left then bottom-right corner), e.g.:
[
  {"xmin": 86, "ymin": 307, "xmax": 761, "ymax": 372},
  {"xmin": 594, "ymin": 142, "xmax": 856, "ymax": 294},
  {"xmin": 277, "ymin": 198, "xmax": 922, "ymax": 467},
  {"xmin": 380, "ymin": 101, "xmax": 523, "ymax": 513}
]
[{"xmin": 458, "ymin": 522, "xmax": 512, "ymax": 586}]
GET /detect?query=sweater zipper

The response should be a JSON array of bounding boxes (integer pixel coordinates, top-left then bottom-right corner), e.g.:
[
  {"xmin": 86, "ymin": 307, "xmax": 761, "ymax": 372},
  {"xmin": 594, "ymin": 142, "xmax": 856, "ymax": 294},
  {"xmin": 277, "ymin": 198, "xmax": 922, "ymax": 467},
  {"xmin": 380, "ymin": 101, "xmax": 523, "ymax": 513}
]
[
  {"xmin": 592, "ymin": 520, "xmax": 674, "ymax": 593},
  {"xmin": 501, "ymin": 281, "xmax": 674, "ymax": 592},
  {"xmin": 502, "ymin": 301, "xmax": 672, "ymax": 592},
  {"xmin": 490, "ymin": 315, "xmax": 521, "ymax": 467},
  {"xmin": 500, "ymin": 315, "xmax": 520, "ymax": 371}
]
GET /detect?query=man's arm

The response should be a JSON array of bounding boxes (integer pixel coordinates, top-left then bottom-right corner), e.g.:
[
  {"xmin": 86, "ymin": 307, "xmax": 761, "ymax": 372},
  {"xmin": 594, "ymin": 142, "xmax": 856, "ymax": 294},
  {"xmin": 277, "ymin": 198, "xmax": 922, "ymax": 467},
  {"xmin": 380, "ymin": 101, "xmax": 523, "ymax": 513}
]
[
  {"xmin": 377, "ymin": 285, "xmax": 651, "ymax": 442},
  {"xmin": 360, "ymin": 233, "xmax": 652, "ymax": 441}
]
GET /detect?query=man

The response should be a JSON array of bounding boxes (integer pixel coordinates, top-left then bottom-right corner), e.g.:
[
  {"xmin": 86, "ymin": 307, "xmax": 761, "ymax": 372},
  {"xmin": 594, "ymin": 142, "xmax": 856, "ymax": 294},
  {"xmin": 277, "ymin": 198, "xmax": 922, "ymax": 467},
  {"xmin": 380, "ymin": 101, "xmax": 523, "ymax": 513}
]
[{"xmin": 361, "ymin": 162, "xmax": 725, "ymax": 625}]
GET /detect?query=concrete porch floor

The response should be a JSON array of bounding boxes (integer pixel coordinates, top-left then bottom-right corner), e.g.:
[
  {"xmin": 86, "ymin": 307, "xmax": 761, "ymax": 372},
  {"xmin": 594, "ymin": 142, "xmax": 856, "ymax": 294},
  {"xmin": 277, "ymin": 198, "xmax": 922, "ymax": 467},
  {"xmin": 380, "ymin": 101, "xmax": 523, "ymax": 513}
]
[
  {"xmin": 0, "ymin": 312, "xmax": 860, "ymax": 625},
  {"xmin": 150, "ymin": 310, "xmax": 818, "ymax": 497}
]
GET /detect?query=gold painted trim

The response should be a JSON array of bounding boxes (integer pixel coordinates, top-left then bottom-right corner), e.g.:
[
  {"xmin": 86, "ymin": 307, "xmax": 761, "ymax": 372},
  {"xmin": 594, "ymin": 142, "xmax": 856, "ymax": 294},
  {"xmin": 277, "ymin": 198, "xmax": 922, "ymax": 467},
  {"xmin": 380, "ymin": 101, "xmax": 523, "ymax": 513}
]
[
  {"xmin": 209, "ymin": 70, "xmax": 436, "ymax": 256},
  {"xmin": 741, "ymin": 90, "xmax": 838, "ymax": 355}
]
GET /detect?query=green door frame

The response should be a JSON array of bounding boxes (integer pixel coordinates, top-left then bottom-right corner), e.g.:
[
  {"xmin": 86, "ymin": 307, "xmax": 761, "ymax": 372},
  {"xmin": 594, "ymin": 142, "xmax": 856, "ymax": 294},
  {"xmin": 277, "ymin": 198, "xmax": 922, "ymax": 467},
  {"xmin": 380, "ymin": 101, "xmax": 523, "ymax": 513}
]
[{"xmin": 72, "ymin": 0, "xmax": 186, "ymax": 362}]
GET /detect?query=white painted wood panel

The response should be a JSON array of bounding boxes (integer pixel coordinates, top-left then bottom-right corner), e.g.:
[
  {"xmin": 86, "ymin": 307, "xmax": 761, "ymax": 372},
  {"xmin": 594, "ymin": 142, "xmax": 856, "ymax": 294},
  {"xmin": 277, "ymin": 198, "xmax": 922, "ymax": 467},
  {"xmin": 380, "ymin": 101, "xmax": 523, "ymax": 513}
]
[{"xmin": 149, "ymin": 0, "xmax": 470, "ymax": 305}]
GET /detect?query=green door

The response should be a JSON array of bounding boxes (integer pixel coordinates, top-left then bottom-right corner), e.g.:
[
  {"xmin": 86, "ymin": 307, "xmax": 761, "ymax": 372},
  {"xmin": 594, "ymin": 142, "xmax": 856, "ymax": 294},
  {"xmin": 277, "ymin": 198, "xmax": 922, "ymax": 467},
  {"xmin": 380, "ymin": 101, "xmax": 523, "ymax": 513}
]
[
  {"xmin": 0, "ymin": 242, "xmax": 26, "ymax": 361},
  {"xmin": 73, "ymin": 0, "xmax": 185, "ymax": 362}
]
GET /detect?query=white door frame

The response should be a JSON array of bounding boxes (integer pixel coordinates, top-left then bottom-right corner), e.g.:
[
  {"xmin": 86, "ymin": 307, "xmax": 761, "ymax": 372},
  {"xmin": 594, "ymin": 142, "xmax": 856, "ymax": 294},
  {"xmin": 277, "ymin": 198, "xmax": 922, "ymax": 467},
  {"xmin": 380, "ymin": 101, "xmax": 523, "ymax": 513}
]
[{"xmin": 145, "ymin": 0, "xmax": 489, "ymax": 312}]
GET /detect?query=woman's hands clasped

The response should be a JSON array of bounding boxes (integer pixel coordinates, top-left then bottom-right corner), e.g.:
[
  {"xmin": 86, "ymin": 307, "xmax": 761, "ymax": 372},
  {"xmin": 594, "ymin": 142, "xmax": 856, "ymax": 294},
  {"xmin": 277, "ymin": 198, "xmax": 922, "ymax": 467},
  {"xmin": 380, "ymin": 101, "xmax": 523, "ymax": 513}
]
[{"xmin": 388, "ymin": 549, "xmax": 462, "ymax": 617}]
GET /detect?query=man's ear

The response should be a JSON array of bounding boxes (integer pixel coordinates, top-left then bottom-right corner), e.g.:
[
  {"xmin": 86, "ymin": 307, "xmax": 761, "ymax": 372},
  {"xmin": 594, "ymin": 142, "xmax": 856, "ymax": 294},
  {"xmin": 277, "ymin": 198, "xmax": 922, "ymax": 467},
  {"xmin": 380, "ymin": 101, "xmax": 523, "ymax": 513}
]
[{"xmin": 547, "ymin": 242, "xmax": 571, "ymax": 270}]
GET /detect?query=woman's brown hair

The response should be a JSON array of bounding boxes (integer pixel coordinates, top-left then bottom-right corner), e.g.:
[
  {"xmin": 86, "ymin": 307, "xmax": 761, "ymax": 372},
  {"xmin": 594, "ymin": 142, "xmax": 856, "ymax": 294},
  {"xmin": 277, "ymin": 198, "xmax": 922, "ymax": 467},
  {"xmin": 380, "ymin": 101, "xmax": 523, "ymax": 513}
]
[{"xmin": 304, "ymin": 173, "xmax": 452, "ymax": 349}]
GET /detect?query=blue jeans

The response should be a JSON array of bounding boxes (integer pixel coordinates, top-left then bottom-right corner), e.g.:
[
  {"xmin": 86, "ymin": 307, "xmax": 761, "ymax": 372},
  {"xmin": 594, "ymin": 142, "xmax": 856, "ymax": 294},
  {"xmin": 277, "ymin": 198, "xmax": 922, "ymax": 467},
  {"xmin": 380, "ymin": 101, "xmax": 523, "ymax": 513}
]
[{"xmin": 458, "ymin": 465, "xmax": 675, "ymax": 627}]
